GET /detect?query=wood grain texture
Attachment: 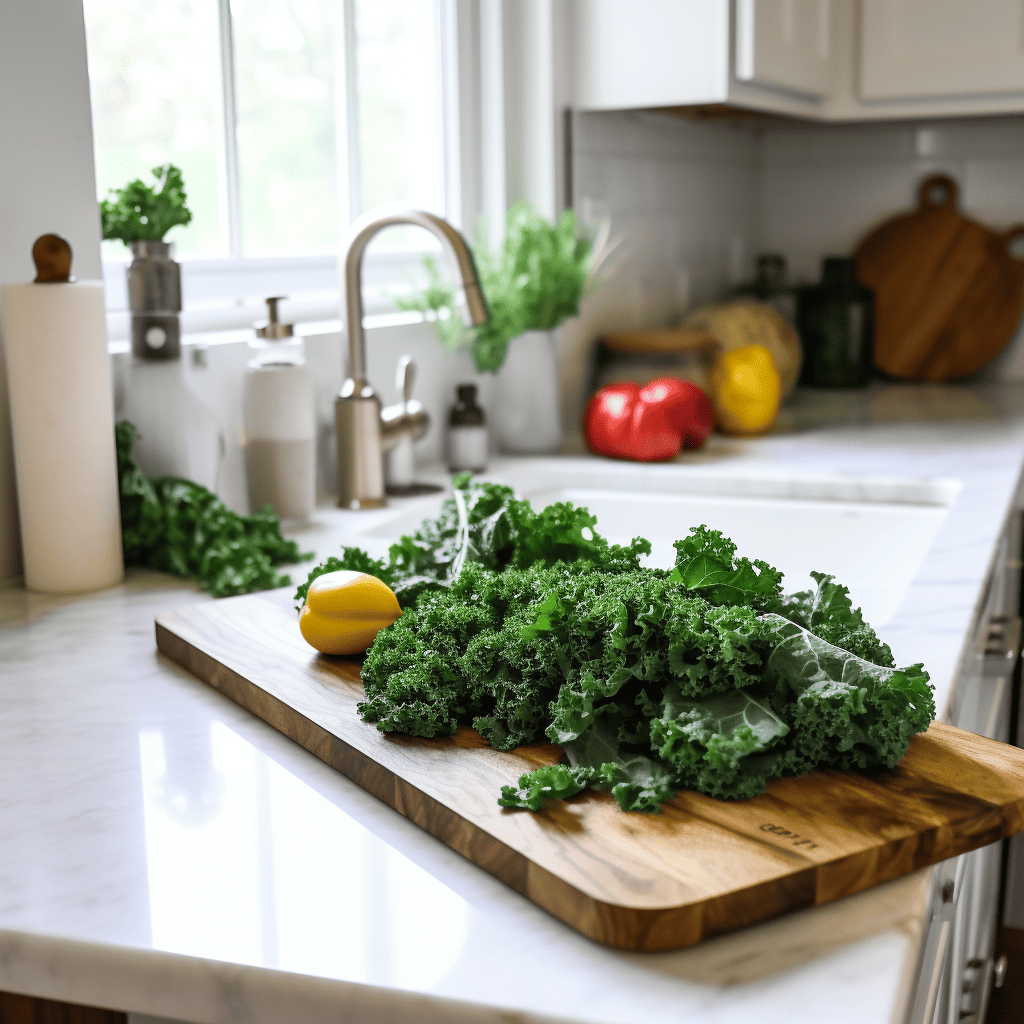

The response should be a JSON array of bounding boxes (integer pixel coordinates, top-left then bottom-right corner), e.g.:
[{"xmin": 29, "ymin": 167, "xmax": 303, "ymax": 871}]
[
  {"xmin": 156, "ymin": 589, "xmax": 1024, "ymax": 952},
  {"xmin": 854, "ymin": 174, "xmax": 1024, "ymax": 382},
  {"xmin": 0, "ymin": 992, "xmax": 125, "ymax": 1024}
]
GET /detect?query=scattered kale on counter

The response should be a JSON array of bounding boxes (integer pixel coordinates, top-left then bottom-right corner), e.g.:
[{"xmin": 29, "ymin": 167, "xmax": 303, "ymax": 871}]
[
  {"xmin": 299, "ymin": 475, "xmax": 935, "ymax": 811},
  {"xmin": 116, "ymin": 421, "xmax": 311, "ymax": 597}
]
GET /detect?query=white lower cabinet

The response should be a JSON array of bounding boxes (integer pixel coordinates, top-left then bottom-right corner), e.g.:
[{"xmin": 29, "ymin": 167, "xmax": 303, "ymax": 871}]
[{"xmin": 910, "ymin": 515, "xmax": 1021, "ymax": 1024}]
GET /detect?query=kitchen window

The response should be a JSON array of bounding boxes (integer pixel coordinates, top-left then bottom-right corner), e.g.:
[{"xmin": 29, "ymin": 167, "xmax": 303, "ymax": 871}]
[{"xmin": 83, "ymin": 0, "xmax": 455, "ymax": 337}]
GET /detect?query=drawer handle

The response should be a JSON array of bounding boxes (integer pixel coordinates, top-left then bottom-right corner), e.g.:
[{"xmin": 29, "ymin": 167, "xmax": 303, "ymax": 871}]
[
  {"xmin": 994, "ymin": 953, "xmax": 1008, "ymax": 989},
  {"xmin": 978, "ymin": 615, "xmax": 1022, "ymax": 660}
]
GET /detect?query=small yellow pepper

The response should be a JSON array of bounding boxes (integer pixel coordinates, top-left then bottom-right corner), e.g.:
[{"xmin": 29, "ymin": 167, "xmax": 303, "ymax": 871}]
[
  {"xmin": 709, "ymin": 344, "xmax": 782, "ymax": 436},
  {"xmin": 299, "ymin": 570, "xmax": 402, "ymax": 656}
]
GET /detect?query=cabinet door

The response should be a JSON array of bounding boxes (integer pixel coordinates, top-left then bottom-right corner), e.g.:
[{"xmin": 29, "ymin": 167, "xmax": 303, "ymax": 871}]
[
  {"xmin": 569, "ymin": 0, "xmax": 730, "ymax": 111},
  {"xmin": 861, "ymin": 0, "xmax": 1024, "ymax": 101},
  {"xmin": 735, "ymin": 0, "xmax": 834, "ymax": 98}
]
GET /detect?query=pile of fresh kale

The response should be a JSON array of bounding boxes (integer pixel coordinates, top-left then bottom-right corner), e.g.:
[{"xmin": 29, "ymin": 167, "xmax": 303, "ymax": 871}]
[
  {"xmin": 117, "ymin": 421, "xmax": 310, "ymax": 597},
  {"xmin": 297, "ymin": 474, "xmax": 934, "ymax": 812}
]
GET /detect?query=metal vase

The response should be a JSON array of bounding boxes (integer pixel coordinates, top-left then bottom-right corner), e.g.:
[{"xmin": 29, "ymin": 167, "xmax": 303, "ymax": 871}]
[{"xmin": 127, "ymin": 240, "xmax": 182, "ymax": 360}]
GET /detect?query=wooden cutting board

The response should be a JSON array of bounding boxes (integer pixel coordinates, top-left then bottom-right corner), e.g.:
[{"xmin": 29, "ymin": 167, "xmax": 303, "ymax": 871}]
[
  {"xmin": 854, "ymin": 174, "xmax": 1024, "ymax": 382},
  {"xmin": 156, "ymin": 589, "xmax": 1024, "ymax": 952}
]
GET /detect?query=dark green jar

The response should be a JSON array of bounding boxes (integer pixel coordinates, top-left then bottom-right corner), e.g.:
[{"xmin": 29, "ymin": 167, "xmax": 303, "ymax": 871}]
[
  {"xmin": 796, "ymin": 257, "xmax": 874, "ymax": 388},
  {"xmin": 735, "ymin": 253, "xmax": 797, "ymax": 325}
]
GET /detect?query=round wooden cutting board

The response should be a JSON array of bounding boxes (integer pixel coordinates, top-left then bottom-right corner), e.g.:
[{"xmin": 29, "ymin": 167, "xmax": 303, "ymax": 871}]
[{"xmin": 854, "ymin": 174, "xmax": 1024, "ymax": 382}]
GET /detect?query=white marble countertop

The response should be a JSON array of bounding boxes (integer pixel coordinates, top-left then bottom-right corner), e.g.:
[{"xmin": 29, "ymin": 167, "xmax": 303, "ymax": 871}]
[{"xmin": 4, "ymin": 383, "xmax": 1024, "ymax": 1024}]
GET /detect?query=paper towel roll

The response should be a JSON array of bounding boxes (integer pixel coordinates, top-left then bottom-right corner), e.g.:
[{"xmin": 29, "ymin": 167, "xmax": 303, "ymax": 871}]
[{"xmin": 0, "ymin": 280, "xmax": 124, "ymax": 593}]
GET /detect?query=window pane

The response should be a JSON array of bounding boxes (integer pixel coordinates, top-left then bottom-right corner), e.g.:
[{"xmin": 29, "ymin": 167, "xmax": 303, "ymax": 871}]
[
  {"xmin": 83, "ymin": 0, "xmax": 229, "ymax": 259},
  {"xmin": 356, "ymin": 0, "xmax": 445, "ymax": 251},
  {"xmin": 232, "ymin": 0, "xmax": 339, "ymax": 256}
]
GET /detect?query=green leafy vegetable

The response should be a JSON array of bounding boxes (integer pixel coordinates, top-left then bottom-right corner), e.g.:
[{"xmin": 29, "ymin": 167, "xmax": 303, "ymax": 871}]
[
  {"xmin": 116, "ymin": 421, "xmax": 311, "ymax": 597},
  {"xmin": 100, "ymin": 164, "xmax": 193, "ymax": 245},
  {"xmin": 305, "ymin": 477, "xmax": 934, "ymax": 811},
  {"xmin": 296, "ymin": 474, "xmax": 650, "ymax": 610},
  {"xmin": 671, "ymin": 526, "xmax": 784, "ymax": 609},
  {"xmin": 395, "ymin": 202, "xmax": 596, "ymax": 373}
]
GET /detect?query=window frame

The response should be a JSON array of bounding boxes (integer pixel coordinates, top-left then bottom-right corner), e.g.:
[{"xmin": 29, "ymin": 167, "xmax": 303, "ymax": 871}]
[{"xmin": 96, "ymin": 0, "xmax": 468, "ymax": 340}]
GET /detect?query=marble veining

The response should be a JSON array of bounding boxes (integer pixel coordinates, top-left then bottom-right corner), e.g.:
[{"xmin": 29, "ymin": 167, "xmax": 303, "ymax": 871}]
[{"xmin": 3, "ymin": 383, "xmax": 1024, "ymax": 1023}]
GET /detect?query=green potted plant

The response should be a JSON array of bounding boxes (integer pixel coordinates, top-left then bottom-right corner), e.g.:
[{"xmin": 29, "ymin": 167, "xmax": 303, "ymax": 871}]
[
  {"xmin": 397, "ymin": 202, "xmax": 600, "ymax": 453},
  {"xmin": 100, "ymin": 163, "xmax": 193, "ymax": 360}
]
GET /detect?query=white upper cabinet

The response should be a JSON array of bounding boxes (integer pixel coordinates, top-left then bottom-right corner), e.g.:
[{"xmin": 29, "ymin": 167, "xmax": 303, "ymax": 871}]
[
  {"xmin": 860, "ymin": 0, "xmax": 1024, "ymax": 101},
  {"xmin": 567, "ymin": 0, "xmax": 1024, "ymax": 120},
  {"xmin": 735, "ymin": 0, "xmax": 834, "ymax": 99},
  {"xmin": 568, "ymin": 0, "xmax": 731, "ymax": 111}
]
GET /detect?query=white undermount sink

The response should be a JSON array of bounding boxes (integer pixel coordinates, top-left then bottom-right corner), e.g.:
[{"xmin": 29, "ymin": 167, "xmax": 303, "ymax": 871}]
[{"xmin": 359, "ymin": 458, "xmax": 958, "ymax": 628}]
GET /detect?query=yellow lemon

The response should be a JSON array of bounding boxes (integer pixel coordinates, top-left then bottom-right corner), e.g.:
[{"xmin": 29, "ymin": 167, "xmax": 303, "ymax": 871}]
[
  {"xmin": 299, "ymin": 570, "xmax": 402, "ymax": 656},
  {"xmin": 709, "ymin": 344, "xmax": 782, "ymax": 436}
]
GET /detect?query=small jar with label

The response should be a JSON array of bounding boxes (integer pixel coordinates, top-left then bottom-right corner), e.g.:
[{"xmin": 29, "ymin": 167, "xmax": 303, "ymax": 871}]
[{"xmin": 448, "ymin": 384, "xmax": 488, "ymax": 473}]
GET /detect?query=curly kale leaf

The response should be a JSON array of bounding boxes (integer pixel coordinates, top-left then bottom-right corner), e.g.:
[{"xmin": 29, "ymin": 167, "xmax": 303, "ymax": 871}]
[
  {"xmin": 650, "ymin": 684, "xmax": 789, "ymax": 801},
  {"xmin": 759, "ymin": 612, "xmax": 933, "ymax": 772},
  {"xmin": 562, "ymin": 712, "xmax": 678, "ymax": 812},
  {"xmin": 777, "ymin": 571, "xmax": 894, "ymax": 666},
  {"xmin": 360, "ymin": 564, "xmax": 563, "ymax": 745},
  {"xmin": 116, "ymin": 420, "xmax": 310, "ymax": 597},
  {"xmin": 499, "ymin": 711, "xmax": 676, "ymax": 814},
  {"xmin": 302, "ymin": 475, "xmax": 651, "ymax": 609},
  {"xmin": 671, "ymin": 526, "xmax": 784, "ymax": 610},
  {"xmin": 498, "ymin": 763, "xmax": 600, "ymax": 811},
  {"xmin": 509, "ymin": 684, "xmax": 792, "ymax": 813}
]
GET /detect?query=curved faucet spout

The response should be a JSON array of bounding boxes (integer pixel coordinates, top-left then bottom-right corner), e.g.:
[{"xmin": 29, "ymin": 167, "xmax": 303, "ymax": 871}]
[
  {"xmin": 343, "ymin": 206, "xmax": 488, "ymax": 388},
  {"xmin": 336, "ymin": 206, "xmax": 489, "ymax": 509}
]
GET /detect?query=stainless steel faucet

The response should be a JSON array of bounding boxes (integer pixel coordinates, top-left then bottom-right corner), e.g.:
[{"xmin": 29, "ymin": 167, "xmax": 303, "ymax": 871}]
[{"xmin": 336, "ymin": 207, "xmax": 489, "ymax": 508}]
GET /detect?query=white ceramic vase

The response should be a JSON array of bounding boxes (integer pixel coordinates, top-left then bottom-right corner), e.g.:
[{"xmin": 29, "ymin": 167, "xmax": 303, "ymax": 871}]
[{"xmin": 493, "ymin": 330, "xmax": 563, "ymax": 454}]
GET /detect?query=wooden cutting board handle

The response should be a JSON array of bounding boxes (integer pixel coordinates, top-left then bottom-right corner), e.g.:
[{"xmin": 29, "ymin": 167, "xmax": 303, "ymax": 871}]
[
  {"xmin": 917, "ymin": 173, "xmax": 958, "ymax": 212},
  {"xmin": 1000, "ymin": 224, "xmax": 1024, "ymax": 260}
]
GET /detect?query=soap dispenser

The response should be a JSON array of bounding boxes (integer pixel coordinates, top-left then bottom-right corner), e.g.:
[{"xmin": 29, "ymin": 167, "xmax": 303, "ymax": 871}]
[{"xmin": 242, "ymin": 296, "xmax": 316, "ymax": 519}]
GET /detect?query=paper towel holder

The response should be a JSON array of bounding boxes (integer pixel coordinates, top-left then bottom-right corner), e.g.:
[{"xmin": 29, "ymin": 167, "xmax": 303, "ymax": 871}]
[{"xmin": 32, "ymin": 234, "xmax": 74, "ymax": 284}]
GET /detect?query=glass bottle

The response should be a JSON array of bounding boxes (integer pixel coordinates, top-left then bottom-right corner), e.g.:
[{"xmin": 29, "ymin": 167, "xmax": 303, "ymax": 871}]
[
  {"xmin": 242, "ymin": 297, "xmax": 316, "ymax": 519},
  {"xmin": 735, "ymin": 253, "xmax": 797, "ymax": 324},
  {"xmin": 448, "ymin": 384, "xmax": 488, "ymax": 473},
  {"xmin": 796, "ymin": 257, "xmax": 875, "ymax": 388}
]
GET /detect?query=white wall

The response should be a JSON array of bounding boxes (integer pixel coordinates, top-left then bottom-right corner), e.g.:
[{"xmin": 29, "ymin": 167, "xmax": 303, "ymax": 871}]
[{"xmin": 0, "ymin": 0, "xmax": 104, "ymax": 582}]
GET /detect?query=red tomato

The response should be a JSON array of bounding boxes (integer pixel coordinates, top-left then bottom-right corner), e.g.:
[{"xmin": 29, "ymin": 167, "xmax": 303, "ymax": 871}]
[{"xmin": 584, "ymin": 378, "xmax": 713, "ymax": 462}]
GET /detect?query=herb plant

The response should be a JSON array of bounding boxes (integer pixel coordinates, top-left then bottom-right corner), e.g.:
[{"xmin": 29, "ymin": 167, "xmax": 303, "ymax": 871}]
[
  {"xmin": 100, "ymin": 164, "xmax": 193, "ymax": 245},
  {"xmin": 395, "ymin": 203, "xmax": 596, "ymax": 372},
  {"xmin": 298, "ymin": 477, "xmax": 935, "ymax": 811},
  {"xmin": 117, "ymin": 421, "xmax": 310, "ymax": 597}
]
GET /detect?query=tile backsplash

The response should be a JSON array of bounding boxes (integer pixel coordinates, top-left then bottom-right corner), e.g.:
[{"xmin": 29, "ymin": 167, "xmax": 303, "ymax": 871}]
[
  {"xmin": 560, "ymin": 110, "xmax": 761, "ymax": 441},
  {"xmin": 559, "ymin": 109, "xmax": 1024, "ymax": 435}
]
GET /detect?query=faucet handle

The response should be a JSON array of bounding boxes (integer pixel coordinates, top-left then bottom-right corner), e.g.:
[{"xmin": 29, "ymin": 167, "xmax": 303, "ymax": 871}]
[{"xmin": 395, "ymin": 355, "xmax": 415, "ymax": 410}]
